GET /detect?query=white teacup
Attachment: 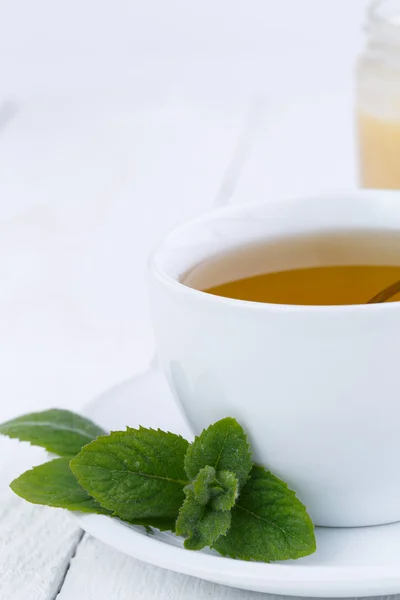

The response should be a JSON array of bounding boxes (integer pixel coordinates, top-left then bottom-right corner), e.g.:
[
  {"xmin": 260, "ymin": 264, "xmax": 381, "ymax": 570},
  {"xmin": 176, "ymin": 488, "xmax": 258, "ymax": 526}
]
[{"xmin": 149, "ymin": 191, "xmax": 400, "ymax": 527}]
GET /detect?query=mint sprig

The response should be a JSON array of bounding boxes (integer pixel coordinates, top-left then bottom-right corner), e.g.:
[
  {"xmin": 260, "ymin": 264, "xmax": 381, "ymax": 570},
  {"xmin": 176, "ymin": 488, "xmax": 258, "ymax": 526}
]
[
  {"xmin": 175, "ymin": 417, "xmax": 253, "ymax": 549},
  {"xmin": 0, "ymin": 409, "xmax": 316, "ymax": 562}
]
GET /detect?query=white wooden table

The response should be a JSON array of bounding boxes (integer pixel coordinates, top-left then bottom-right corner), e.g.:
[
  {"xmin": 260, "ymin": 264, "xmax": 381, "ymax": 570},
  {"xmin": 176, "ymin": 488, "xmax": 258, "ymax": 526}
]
[{"xmin": 0, "ymin": 94, "xmax": 369, "ymax": 600}]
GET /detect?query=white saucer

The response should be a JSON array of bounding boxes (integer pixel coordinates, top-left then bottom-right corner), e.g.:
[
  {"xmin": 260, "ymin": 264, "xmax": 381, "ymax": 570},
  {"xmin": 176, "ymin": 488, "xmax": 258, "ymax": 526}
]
[{"xmin": 76, "ymin": 364, "xmax": 400, "ymax": 598}]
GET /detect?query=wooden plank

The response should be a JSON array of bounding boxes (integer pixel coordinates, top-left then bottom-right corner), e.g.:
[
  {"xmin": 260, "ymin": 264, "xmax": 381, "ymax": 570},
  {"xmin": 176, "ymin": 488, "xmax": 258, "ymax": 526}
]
[
  {"xmin": 0, "ymin": 439, "xmax": 83, "ymax": 600},
  {"xmin": 58, "ymin": 533, "xmax": 269, "ymax": 600},
  {"xmin": 0, "ymin": 498, "xmax": 82, "ymax": 600}
]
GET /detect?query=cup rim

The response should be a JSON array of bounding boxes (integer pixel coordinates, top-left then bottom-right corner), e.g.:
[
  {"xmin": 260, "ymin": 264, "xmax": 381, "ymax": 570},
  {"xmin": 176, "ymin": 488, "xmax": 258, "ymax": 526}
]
[{"xmin": 149, "ymin": 190, "xmax": 400, "ymax": 313}]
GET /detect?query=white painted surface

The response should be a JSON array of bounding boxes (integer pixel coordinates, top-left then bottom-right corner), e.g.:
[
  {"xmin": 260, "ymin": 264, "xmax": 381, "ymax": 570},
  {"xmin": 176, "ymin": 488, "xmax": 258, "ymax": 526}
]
[
  {"xmin": 0, "ymin": 0, "xmax": 393, "ymax": 597},
  {"xmin": 0, "ymin": 447, "xmax": 83, "ymax": 600}
]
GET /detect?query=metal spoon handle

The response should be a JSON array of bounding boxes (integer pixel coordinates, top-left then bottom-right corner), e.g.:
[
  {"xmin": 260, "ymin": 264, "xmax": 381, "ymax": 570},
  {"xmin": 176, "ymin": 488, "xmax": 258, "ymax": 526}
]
[
  {"xmin": 213, "ymin": 94, "xmax": 265, "ymax": 208},
  {"xmin": 367, "ymin": 279, "xmax": 400, "ymax": 304}
]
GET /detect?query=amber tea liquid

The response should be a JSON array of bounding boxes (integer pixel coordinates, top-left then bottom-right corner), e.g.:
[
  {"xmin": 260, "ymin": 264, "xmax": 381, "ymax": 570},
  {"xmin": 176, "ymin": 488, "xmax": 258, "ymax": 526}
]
[{"xmin": 182, "ymin": 231, "xmax": 400, "ymax": 306}]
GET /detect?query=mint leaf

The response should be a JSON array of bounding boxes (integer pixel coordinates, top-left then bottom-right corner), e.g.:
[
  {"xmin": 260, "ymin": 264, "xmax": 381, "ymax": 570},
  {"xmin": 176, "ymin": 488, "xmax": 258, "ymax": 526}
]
[
  {"xmin": 176, "ymin": 417, "xmax": 250, "ymax": 548},
  {"xmin": 178, "ymin": 465, "xmax": 238, "ymax": 548},
  {"xmin": 192, "ymin": 466, "xmax": 222, "ymax": 504},
  {"xmin": 213, "ymin": 465, "xmax": 316, "ymax": 561},
  {"xmin": 192, "ymin": 466, "xmax": 238, "ymax": 511},
  {"xmin": 70, "ymin": 427, "xmax": 189, "ymax": 528},
  {"xmin": 10, "ymin": 458, "xmax": 111, "ymax": 514},
  {"xmin": 210, "ymin": 471, "xmax": 238, "ymax": 511},
  {"xmin": 184, "ymin": 417, "xmax": 252, "ymax": 487},
  {"xmin": 0, "ymin": 409, "xmax": 105, "ymax": 458},
  {"xmin": 176, "ymin": 488, "xmax": 231, "ymax": 550}
]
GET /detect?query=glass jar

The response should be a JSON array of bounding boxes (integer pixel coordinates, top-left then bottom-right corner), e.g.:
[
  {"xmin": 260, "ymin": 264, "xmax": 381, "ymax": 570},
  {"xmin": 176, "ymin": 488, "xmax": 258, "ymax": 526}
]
[{"xmin": 357, "ymin": 0, "xmax": 400, "ymax": 188}]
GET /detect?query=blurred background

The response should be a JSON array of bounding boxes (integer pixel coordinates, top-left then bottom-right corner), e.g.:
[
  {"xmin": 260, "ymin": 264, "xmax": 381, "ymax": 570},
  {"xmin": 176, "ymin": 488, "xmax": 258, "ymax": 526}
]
[{"xmin": 0, "ymin": 0, "xmax": 372, "ymax": 418}]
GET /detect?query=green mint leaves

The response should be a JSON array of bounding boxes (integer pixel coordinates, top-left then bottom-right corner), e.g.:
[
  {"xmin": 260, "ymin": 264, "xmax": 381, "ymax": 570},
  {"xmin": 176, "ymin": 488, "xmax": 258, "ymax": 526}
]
[
  {"xmin": 11, "ymin": 458, "xmax": 111, "ymax": 515},
  {"xmin": 184, "ymin": 417, "xmax": 252, "ymax": 486},
  {"xmin": 191, "ymin": 466, "xmax": 239, "ymax": 511},
  {"xmin": 0, "ymin": 409, "xmax": 316, "ymax": 562},
  {"xmin": 176, "ymin": 487, "xmax": 232, "ymax": 550},
  {"xmin": 176, "ymin": 467, "xmax": 237, "ymax": 549},
  {"xmin": 213, "ymin": 466, "xmax": 316, "ymax": 561},
  {"xmin": 70, "ymin": 427, "xmax": 189, "ymax": 530},
  {"xmin": 175, "ymin": 418, "xmax": 252, "ymax": 550},
  {"xmin": 0, "ymin": 409, "xmax": 105, "ymax": 458}
]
